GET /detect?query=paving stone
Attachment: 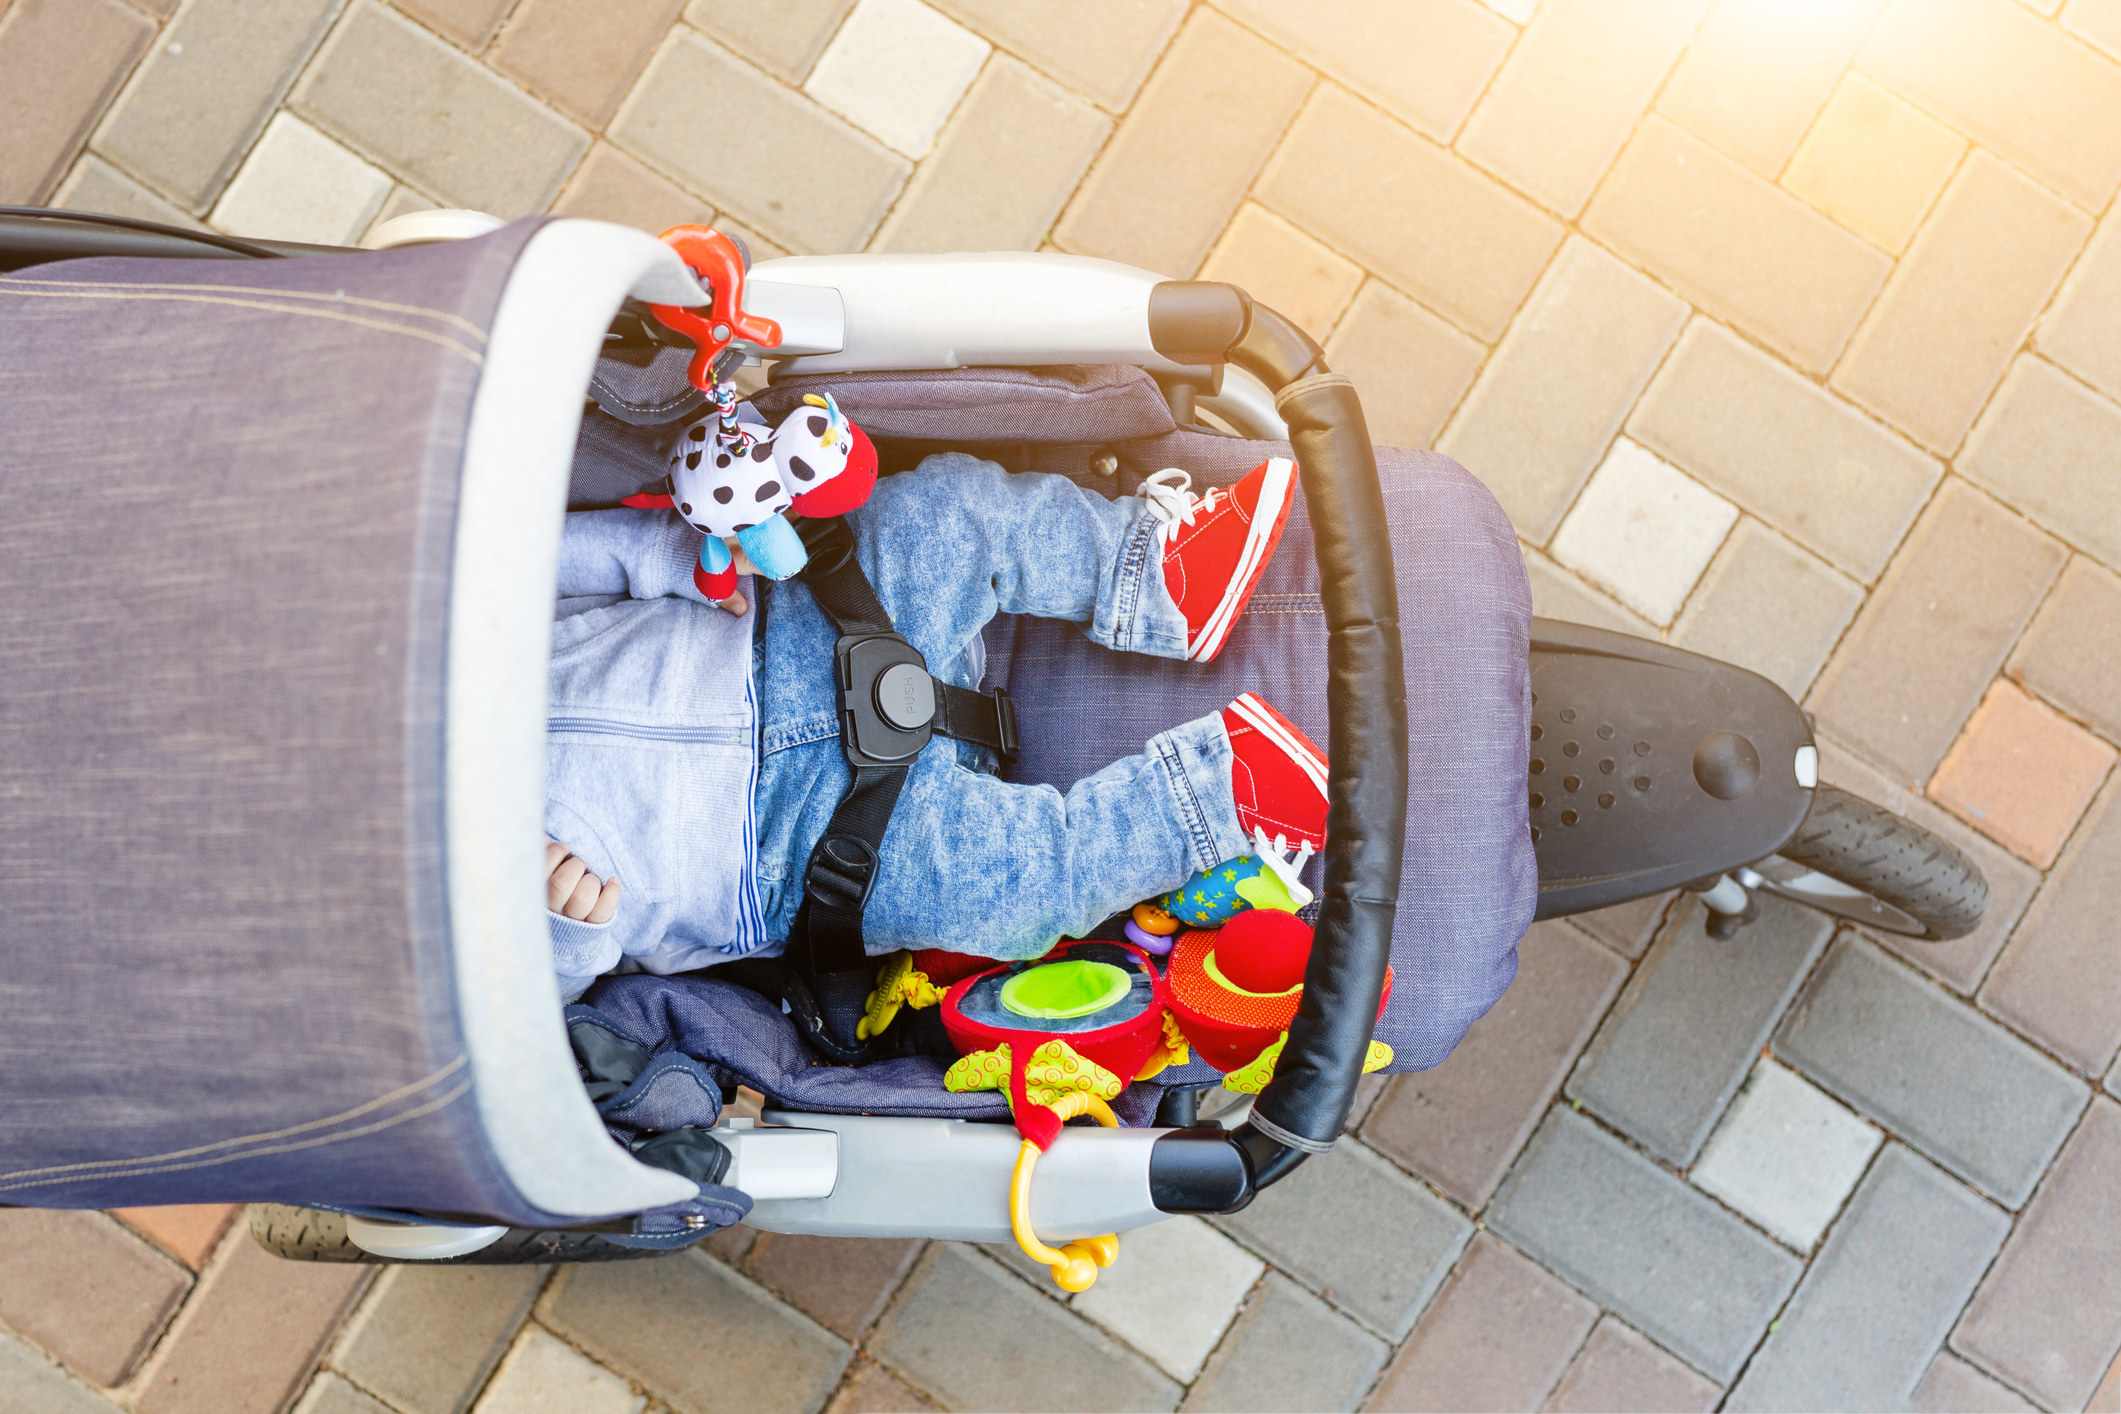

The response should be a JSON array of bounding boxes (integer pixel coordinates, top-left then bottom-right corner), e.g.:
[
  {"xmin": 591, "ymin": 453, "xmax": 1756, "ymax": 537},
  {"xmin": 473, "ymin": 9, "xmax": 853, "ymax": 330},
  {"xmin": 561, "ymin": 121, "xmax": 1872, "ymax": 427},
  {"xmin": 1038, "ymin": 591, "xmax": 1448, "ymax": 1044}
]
[
  {"xmin": 614, "ymin": 30, "xmax": 906, "ymax": 254},
  {"xmin": 870, "ymin": 55, "xmax": 1107, "ymax": 254},
  {"xmin": 296, "ymin": 1372, "xmax": 398, "ymax": 1414},
  {"xmin": 826, "ymin": 1358, "xmax": 937, "ymax": 1414},
  {"xmin": 209, "ymin": 110, "xmax": 392, "ymax": 245},
  {"xmin": 0, "ymin": 1209, "xmax": 190, "ymax": 1387},
  {"xmin": 1691, "ymin": 1059, "xmax": 1884, "ymax": 1252},
  {"xmin": 1181, "ymin": 1273, "xmax": 1387, "ymax": 1414},
  {"xmin": 744, "ymin": 1234, "xmax": 922, "ymax": 1342},
  {"xmin": 2040, "ymin": 208, "xmax": 2121, "ymax": 405},
  {"xmin": 1954, "ymin": 1101, "xmax": 2121, "ymax": 1409},
  {"xmin": 1657, "ymin": 0, "xmax": 1884, "ymax": 179},
  {"xmin": 1197, "ymin": 202, "xmax": 1364, "ymax": 342},
  {"xmin": 1567, "ymin": 893, "xmax": 1831, "ymax": 1165},
  {"xmin": 540, "ymin": 1250, "xmax": 848, "ymax": 1414},
  {"xmin": 2011, "ymin": 555, "xmax": 2121, "ymax": 744},
  {"xmin": 1728, "ymin": 1143, "xmax": 2010, "ymax": 1411},
  {"xmin": 52, "ymin": 154, "xmax": 208, "ymax": 229},
  {"xmin": 1589, "ymin": 119, "xmax": 1893, "ymax": 375},
  {"xmin": 1216, "ymin": 1139, "xmax": 1471, "ymax": 1341},
  {"xmin": 871, "ymin": 1245, "xmax": 1180, "ymax": 1412},
  {"xmin": 490, "ymin": 0, "xmax": 685, "ymax": 128},
  {"xmin": 2094, "ymin": 1350, "xmax": 2121, "ymax": 1414},
  {"xmin": 1981, "ymin": 777, "xmax": 2121, "ymax": 1076},
  {"xmin": 550, "ymin": 141, "xmax": 715, "ymax": 233},
  {"xmin": 1457, "ymin": 0, "xmax": 1708, "ymax": 216},
  {"xmin": 1364, "ymin": 920, "xmax": 1627, "ymax": 1210},
  {"xmin": 295, "ymin": 2, "xmax": 589, "ymax": 219},
  {"xmin": 1214, "ymin": 0, "xmax": 1512, "ymax": 142},
  {"xmin": 1256, "ymin": 84, "xmax": 1561, "ymax": 342},
  {"xmin": 1368, "ymin": 1233, "xmax": 1597, "ymax": 1412},
  {"xmin": 366, "ymin": 184, "xmax": 441, "ymax": 241},
  {"xmin": 1910, "ymin": 1352, "xmax": 2037, "ymax": 1413},
  {"xmin": 1437, "ymin": 236, "xmax": 1688, "ymax": 543},
  {"xmin": 1782, "ymin": 73, "xmax": 1966, "ymax": 256},
  {"xmin": 1053, "ymin": 9, "xmax": 1310, "ymax": 279},
  {"xmin": 2070, "ymin": 0, "xmax": 2121, "ymax": 62},
  {"xmin": 1319, "ymin": 281, "xmax": 1484, "ymax": 450},
  {"xmin": 1834, "ymin": 153, "xmax": 2091, "ymax": 457},
  {"xmin": 701, "ymin": 1222, "xmax": 757, "ymax": 1267},
  {"xmin": 0, "ymin": 1327, "xmax": 125, "ymax": 1413},
  {"xmin": 331, "ymin": 1263, "xmax": 544, "ymax": 1414},
  {"xmin": 1074, "ymin": 1217, "xmax": 1262, "ymax": 1381},
  {"xmin": 1671, "ymin": 517, "xmax": 1864, "ymax": 698},
  {"xmin": 1489, "ymin": 1108, "xmax": 1803, "ymax": 1383},
  {"xmin": 1570, "ymin": 891, "xmax": 1675, "ymax": 960},
  {"xmin": 1523, "ymin": 549, "xmax": 1659, "ymax": 637},
  {"xmin": 1810, "ymin": 479, "xmax": 2067, "ymax": 785},
  {"xmin": 136, "ymin": 1233, "xmax": 370, "ymax": 1414},
  {"xmin": 1813, "ymin": 735, "xmax": 2046, "ymax": 997},
  {"xmin": 1860, "ymin": 0, "xmax": 2121, "ymax": 211},
  {"xmin": 1929, "ymin": 678, "xmax": 2114, "ymax": 868},
  {"xmin": 1775, "ymin": 935, "xmax": 2089, "ymax": 1206},
  {"xmin": 394, "ymin": 0, "xmax": 512, "ymax": 52},
  {"xmin": 0, "ymin": 0, "xmax": 152, "ymax": 205},
  {"xmin": 1542, "ymin": 1317, "xmax": 1720, "ymax": 1413},
  {"xmin": 925, "ymin": 0, "xmax": 1185, "ymax": 112},
  {"xmin": 684, "ymin": 0, "xmax": 852, "ymax": 83},
  {"xmin": 1961, "ymin": 355, "xmax": 2121, "ymax": 575},
  {"xmin": 804, "ymin": 0, "xmax": 988, "ymax": 159},
  {"xmin": 110, "ymin": 1204, "xmax": 241, "ymax": 1270},
  {"xmin": 472, "ymin": 1326, "xmax": 642, "ymax": 1414},
  {"xmin": 1628, "ymin": 318, "xmax": 1940, "ymax": 582},
  {"xmin": 95, "ymin": 0, "xmax": 339, "ymax": 214},
  {"xmin": 1550, "ymin": 438, "xmax": 1738, "ymax": 627}
]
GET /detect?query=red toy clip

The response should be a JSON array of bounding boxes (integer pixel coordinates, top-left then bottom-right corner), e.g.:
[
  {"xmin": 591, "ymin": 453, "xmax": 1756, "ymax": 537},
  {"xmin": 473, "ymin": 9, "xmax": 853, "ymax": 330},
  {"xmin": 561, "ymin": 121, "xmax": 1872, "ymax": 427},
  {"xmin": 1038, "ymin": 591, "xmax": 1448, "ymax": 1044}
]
[{"xmin": 650, "ymin": 225, "xmax": 783, "ymax": 393}]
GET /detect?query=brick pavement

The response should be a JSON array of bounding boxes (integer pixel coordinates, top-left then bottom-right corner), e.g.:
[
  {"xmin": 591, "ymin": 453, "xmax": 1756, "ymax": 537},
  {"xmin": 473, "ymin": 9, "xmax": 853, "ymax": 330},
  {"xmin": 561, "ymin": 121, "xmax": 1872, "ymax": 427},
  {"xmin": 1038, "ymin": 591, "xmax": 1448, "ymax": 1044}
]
[{"xmin": 4, "ymin": 0, "xmax": 2121, "ymax": 1407}]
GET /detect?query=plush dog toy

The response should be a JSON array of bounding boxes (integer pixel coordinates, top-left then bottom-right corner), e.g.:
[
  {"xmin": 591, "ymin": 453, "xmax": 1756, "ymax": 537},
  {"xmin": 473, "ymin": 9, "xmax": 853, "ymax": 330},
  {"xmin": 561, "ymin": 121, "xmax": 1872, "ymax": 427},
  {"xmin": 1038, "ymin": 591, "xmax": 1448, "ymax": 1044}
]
[{"xmin": 624, "ymin": 391, "xmax": 878, "ymax": 602}]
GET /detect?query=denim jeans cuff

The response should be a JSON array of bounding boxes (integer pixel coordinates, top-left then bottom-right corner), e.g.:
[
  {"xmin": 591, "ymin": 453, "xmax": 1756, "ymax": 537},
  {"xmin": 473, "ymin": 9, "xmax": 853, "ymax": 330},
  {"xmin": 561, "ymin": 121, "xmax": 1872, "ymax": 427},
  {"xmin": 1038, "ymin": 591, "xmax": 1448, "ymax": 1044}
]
[
  {"xmin": 1100, "ymin": 506, "xmax": 1190, "ymax": 658},
  {"xmin": 1151, "ymin": 709, "xmax": 1250, "ymax": 874}
]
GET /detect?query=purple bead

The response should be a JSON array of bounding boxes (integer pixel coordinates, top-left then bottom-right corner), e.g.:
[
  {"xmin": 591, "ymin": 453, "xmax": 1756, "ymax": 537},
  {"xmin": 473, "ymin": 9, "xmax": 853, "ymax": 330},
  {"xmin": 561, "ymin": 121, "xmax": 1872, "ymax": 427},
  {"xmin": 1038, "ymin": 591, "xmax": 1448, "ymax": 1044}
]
[{"xmin": 1125, "ymin": 919, "xmax": 1175, "ymax": 956}]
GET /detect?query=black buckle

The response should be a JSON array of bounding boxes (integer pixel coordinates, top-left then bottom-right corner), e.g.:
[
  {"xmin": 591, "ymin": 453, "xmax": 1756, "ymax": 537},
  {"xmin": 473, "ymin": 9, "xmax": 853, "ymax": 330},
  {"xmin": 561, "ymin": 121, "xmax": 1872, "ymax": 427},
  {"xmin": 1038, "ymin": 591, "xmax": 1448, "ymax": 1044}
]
[
  {"xmin": 804, "ymin": 832, "xmax": 880, "ymax": 914},
  {"xmin": 992, "ymin": 686, "xmax": 1020, "ymax": 764},
  {"xmin": 835, "ymin": 632, "xmax": 933, "ymax": 767}
]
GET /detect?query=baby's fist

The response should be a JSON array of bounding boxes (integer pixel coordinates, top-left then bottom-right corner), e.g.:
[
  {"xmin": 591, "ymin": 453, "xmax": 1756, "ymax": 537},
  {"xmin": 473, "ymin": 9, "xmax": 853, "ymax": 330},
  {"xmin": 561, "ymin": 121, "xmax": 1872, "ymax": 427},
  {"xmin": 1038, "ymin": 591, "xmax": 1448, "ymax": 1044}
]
[{"xmin": 546, "ymin": 838, "xmax": 621, "ymax": 923}]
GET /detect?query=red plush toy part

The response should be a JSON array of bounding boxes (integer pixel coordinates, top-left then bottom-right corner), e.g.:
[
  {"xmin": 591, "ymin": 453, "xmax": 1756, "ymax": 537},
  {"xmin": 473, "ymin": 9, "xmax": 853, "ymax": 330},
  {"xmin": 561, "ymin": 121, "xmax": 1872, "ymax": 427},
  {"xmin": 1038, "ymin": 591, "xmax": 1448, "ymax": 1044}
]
[
  {"xmin": 1213, "ymin": 907, "xmax": 1313, "ymax": 993},
  {"xmin": 789, "ymin": 421, "xmax": 877, "ymax": 519}
]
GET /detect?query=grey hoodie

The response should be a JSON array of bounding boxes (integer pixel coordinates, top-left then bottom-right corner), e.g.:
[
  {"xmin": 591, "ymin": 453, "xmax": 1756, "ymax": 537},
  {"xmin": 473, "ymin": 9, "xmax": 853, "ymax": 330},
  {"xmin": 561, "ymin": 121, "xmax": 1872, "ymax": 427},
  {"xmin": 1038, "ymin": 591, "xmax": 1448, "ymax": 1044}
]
[{"xmin": 544, "ymin": 509, "xmax": 765, "ymax": 1001}]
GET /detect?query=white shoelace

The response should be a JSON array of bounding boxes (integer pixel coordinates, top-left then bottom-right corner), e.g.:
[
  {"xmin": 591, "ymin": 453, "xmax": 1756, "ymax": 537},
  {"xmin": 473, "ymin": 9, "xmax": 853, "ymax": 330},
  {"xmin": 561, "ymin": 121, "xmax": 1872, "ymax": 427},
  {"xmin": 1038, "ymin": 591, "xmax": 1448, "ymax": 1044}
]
[
  {"xmin": 1140, "ymin": 468, "xmax": 1224, "ymax": 547},
  {"xmin": 1250, "ymin": 826, "xmax": 1316, "ymax": 909}
]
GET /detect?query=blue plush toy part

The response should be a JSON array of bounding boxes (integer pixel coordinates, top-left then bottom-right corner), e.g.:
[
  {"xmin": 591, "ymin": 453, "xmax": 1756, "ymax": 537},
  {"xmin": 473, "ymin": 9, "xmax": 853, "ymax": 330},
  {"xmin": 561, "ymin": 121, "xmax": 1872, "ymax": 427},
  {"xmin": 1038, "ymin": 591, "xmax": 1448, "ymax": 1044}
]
[
  {"xmin": 735, "ymin": 515, "xmax": 808, "ymax": 581},
  {"xmin": 1162, "ymin": 854, "xmax": 1308, "ymax": 928},
  {"xmin": 699, "ymin": 535, "xmax": 733, "ymax": 578}
]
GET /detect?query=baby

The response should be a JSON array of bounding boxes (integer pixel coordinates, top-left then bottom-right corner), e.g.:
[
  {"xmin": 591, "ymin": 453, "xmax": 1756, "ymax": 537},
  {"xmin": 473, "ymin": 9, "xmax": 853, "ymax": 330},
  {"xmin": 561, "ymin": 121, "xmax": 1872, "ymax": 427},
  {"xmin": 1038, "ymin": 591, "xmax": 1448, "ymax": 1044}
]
[{"xmin": 542, "ymin": 451, "xmax": 1328, "ymax": 1004}]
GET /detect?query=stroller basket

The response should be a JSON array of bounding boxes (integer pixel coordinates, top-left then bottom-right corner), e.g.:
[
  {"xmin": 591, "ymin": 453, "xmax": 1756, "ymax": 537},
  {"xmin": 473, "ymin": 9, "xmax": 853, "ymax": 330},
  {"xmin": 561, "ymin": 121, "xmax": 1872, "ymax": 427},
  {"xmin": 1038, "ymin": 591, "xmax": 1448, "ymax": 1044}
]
[{"xmin": 0, "ymin": 214, "xmax": 1487, "ymax": 1242}]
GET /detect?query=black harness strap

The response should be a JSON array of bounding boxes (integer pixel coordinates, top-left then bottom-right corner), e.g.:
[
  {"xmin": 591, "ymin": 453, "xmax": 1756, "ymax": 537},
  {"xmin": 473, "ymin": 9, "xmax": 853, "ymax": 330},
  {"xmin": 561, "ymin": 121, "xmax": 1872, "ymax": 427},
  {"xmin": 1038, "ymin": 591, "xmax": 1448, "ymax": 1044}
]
[{"xmin": 780, "ymin": 514, "xmax": 1018, "ymax": 1056}]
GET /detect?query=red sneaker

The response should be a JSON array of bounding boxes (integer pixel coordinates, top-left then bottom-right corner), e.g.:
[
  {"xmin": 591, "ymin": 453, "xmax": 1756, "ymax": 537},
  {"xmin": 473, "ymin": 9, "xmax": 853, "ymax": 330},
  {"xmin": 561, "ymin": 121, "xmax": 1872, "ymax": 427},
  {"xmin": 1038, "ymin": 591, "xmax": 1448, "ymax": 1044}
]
[
  {"xmin": 1222, "ymin": 692, "xmax": 1329, "ymax": 853},
  {"xmin": 1147, "ymin": 457, "xmax": 1296, "ymax": 663}
]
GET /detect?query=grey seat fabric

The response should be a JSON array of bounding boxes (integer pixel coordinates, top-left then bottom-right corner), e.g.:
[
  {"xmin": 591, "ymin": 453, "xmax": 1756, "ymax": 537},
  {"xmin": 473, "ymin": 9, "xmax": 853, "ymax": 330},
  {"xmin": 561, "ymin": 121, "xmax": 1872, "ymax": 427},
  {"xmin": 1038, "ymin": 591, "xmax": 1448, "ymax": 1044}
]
[{"xmin": 756, "ymin": 368, "xmax": 1536, "ymax": 1071}]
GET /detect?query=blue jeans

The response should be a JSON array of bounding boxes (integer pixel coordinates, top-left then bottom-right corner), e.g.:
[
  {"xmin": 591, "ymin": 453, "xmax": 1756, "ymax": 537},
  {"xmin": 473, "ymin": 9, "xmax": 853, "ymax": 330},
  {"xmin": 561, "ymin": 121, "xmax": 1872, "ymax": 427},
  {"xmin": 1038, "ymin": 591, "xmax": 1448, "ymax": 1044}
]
[{"xmin": 752, "ymin": 455, "xmax": 1251, "ymax": 959}]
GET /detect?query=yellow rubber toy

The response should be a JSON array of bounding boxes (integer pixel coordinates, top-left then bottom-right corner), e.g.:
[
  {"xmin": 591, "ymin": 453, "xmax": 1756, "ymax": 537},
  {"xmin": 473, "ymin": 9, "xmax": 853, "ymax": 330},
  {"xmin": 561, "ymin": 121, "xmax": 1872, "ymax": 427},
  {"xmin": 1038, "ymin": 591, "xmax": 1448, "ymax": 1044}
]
[{"xmin": 1009, "ymin": 1094, "xmax": 1122, "ymax": 1292}]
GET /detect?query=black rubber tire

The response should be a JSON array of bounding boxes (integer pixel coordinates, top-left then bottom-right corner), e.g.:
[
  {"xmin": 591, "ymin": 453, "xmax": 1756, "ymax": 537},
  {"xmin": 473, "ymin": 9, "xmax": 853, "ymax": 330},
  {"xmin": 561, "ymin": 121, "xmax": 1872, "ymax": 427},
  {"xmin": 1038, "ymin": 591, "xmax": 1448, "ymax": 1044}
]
[
  {"xmin": 248, "ymin": 1204, "xmax": 687, "ymax": 1265},
  {"xmin": 1774, "ymin": 784, "xmax": 1989, "ymax": 941}
]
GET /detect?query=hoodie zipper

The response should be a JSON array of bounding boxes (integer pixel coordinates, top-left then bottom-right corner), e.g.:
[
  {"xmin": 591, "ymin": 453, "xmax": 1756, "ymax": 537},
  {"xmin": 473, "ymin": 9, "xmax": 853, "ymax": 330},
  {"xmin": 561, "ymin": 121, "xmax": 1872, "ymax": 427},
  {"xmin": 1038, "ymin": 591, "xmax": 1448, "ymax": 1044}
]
[{"xmin": 546, "ymin": 716, "xmax": 751, "ymax": 745}]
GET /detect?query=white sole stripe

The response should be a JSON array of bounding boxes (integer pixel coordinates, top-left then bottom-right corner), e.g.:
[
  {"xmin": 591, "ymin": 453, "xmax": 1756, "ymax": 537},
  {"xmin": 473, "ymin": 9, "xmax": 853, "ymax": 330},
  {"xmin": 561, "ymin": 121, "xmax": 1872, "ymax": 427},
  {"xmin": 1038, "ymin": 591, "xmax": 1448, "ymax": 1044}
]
[
  {"xmin": 1232, "ymin": 691, "xmax": 1328, "ymax": 797},
  {"xmin": 1189, "ymin": 458, "xmax": 1294, "ymax": 661}
]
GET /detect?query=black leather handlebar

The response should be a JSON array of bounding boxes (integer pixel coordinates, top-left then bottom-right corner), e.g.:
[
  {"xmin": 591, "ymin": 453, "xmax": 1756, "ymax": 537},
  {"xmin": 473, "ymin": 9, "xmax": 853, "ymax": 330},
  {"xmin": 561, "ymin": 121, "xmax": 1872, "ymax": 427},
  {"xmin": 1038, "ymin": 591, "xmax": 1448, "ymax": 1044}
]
[{"xmin": 1150, "ymin": 284, "xmax": 1409, "ymax": 1201}]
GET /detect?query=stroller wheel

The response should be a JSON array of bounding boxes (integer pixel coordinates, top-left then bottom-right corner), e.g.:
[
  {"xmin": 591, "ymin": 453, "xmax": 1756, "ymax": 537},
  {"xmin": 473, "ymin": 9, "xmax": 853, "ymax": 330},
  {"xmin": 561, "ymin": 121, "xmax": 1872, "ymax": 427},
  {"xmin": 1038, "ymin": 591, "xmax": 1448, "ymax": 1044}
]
[{"xmin": 247, "ymin": 1204, "xmax": 693, "ymax": 1265}]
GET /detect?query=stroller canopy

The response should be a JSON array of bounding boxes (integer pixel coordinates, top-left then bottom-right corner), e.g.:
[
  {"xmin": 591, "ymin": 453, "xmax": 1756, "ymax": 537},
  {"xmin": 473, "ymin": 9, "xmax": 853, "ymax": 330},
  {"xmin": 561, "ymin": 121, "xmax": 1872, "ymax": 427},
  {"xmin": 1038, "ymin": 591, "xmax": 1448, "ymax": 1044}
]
[{"xmin": 0, "ymin": 219, "xmax": 703, "ymax": 1225}]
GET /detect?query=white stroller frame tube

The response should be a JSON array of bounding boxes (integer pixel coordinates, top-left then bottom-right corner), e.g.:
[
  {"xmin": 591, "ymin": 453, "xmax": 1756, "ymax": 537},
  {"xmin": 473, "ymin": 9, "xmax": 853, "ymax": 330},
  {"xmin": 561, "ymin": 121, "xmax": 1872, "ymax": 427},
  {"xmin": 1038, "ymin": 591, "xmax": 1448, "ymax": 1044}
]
[{"xmin": 745, "ymin": 253, "xmax": 1290, "ymax": 441}]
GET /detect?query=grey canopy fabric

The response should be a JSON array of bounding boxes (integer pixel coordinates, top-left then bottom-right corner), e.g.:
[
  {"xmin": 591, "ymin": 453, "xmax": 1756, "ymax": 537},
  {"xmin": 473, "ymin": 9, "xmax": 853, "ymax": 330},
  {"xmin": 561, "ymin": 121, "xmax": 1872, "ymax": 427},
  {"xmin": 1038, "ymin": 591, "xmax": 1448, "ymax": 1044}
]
[{"xmin": 0, "ymin": 220, "xmax": 697, "ymax": 1225}]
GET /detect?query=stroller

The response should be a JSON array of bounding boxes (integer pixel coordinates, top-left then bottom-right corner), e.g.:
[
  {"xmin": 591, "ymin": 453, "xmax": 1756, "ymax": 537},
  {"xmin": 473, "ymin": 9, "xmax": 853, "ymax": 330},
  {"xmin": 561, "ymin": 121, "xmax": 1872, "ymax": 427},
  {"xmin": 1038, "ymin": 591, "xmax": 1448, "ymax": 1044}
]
[{"xmin": 0, "ymin": 210, "xmax": 1985, "ymax": 1265}]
